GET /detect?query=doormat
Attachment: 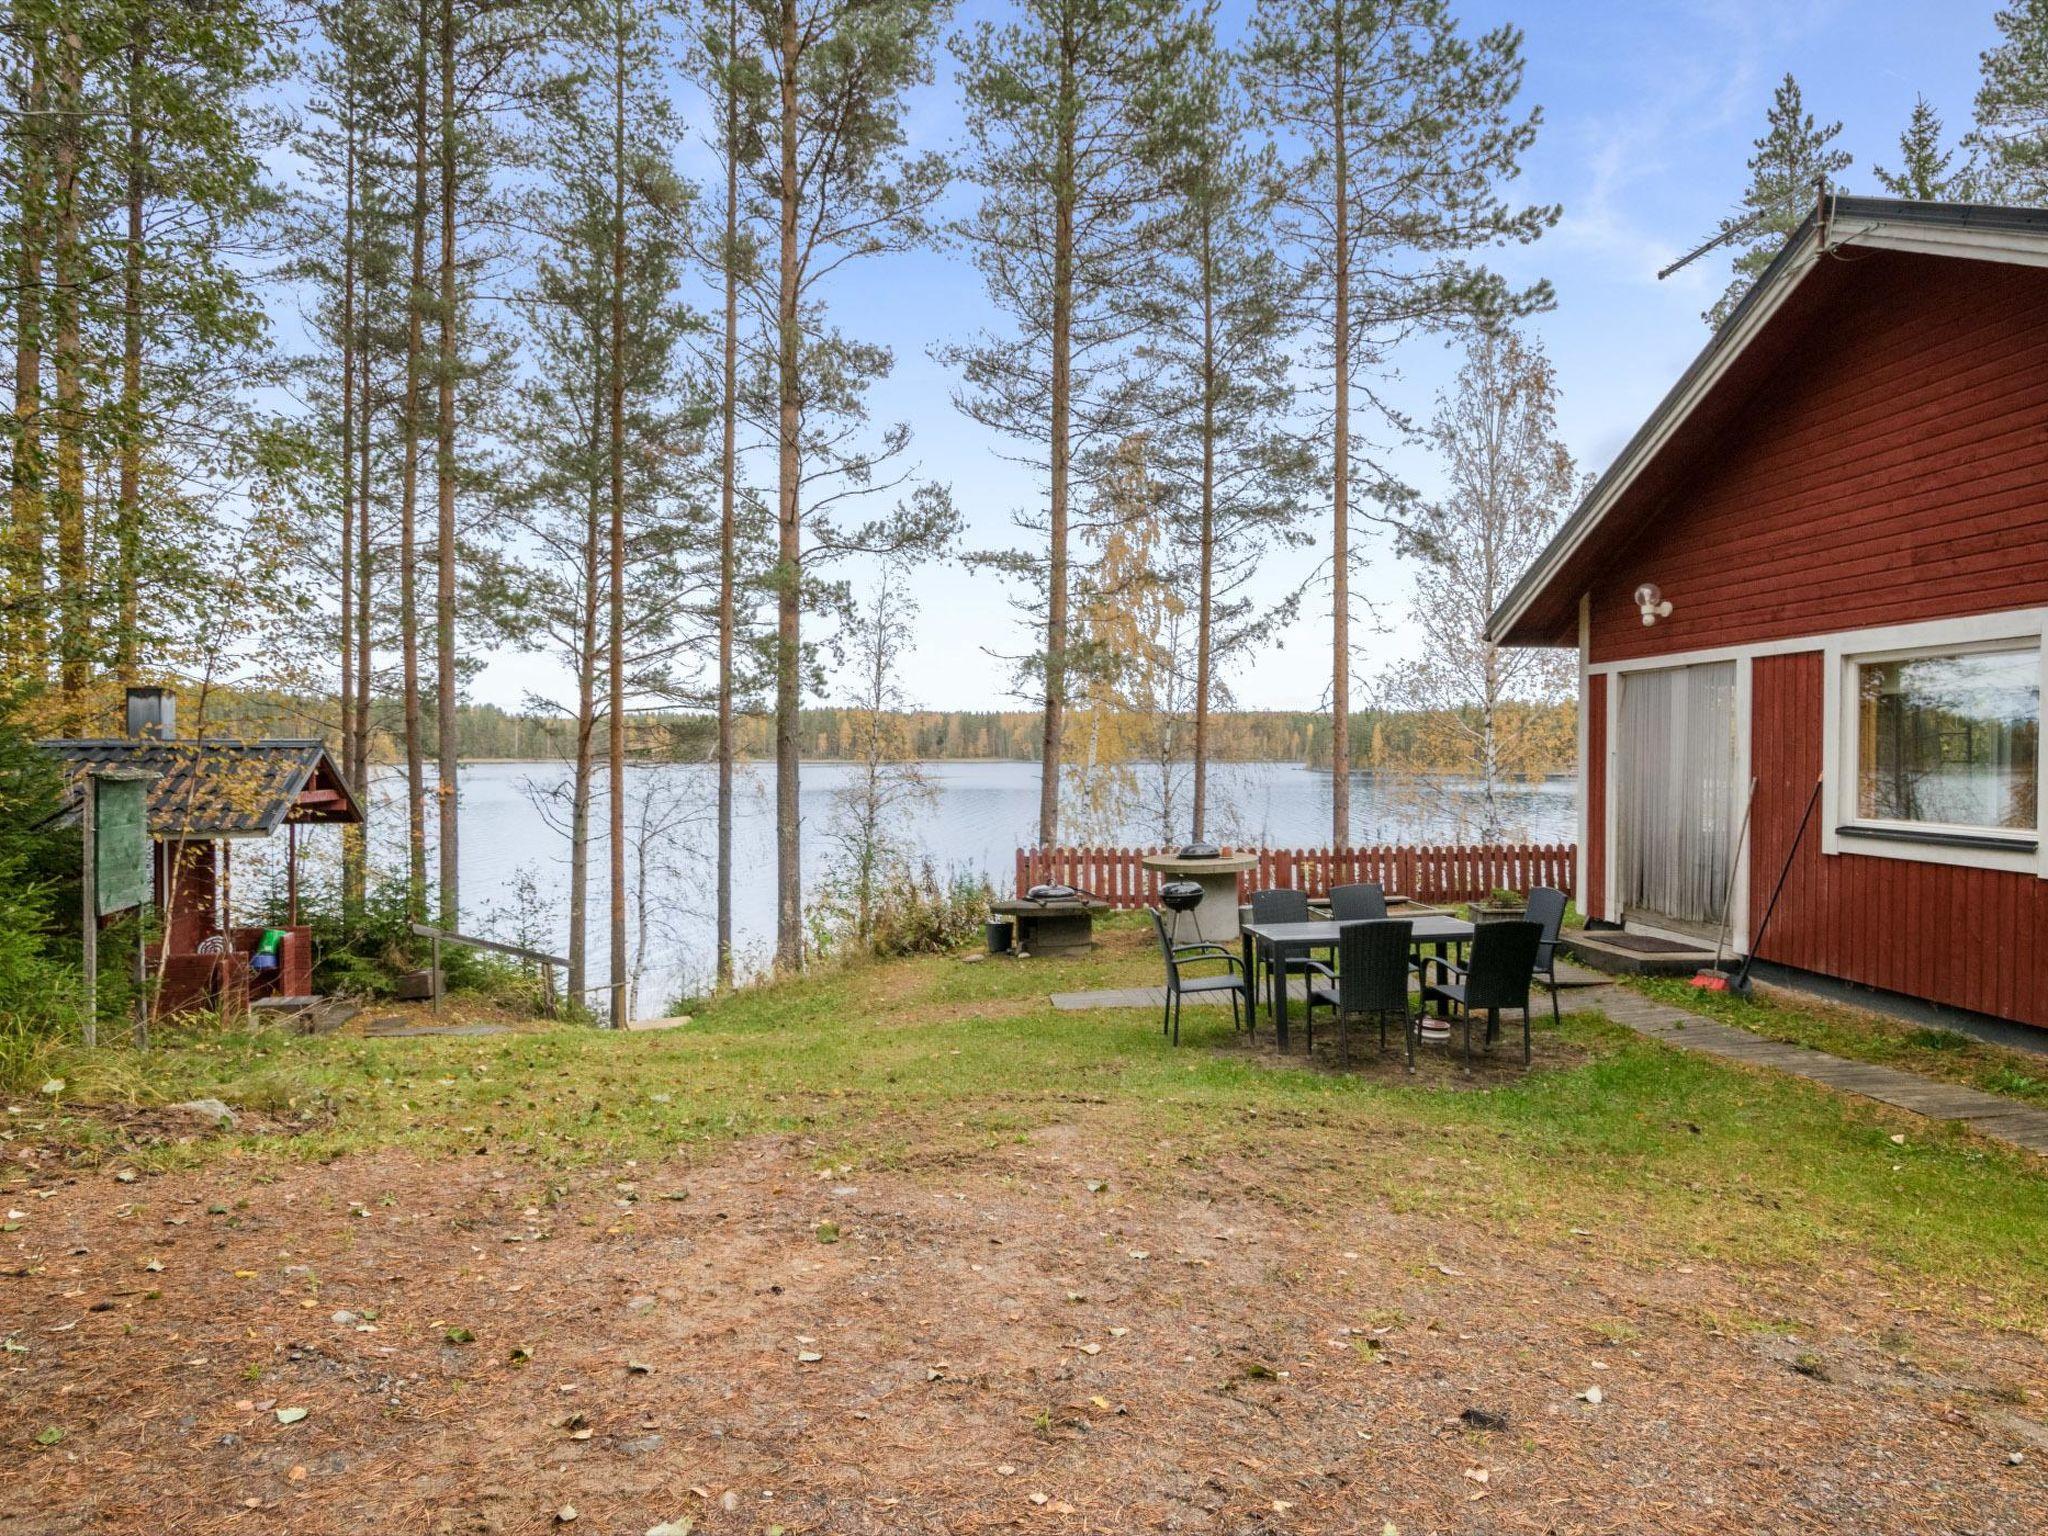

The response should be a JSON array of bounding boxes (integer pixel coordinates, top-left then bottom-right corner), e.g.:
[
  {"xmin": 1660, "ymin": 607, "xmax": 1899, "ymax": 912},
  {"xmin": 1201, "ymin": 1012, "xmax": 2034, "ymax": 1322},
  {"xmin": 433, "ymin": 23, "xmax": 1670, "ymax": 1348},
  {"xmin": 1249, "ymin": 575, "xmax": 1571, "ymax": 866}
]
[{"xmin": 1582, "ymin": 933, "xmax": 1707, "ymax": 955}]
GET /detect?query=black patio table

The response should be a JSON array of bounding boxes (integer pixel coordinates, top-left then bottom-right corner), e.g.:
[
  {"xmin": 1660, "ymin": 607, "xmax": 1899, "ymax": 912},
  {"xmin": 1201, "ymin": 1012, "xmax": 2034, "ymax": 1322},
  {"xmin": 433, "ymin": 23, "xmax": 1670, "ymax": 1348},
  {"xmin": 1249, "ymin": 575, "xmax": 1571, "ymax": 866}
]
[{"xmin": 1239, "ymin": 915, "xmax": 1476, "ymax": 1051}]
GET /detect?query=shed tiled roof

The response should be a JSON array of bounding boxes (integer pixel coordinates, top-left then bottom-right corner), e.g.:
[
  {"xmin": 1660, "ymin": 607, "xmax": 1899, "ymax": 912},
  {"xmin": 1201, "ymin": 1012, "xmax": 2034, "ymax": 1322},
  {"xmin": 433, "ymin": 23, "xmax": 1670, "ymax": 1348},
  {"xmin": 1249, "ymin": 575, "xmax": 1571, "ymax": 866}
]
[{"xmin": 40, "ymin": 739, "xmax": 362, "ymax": 838}]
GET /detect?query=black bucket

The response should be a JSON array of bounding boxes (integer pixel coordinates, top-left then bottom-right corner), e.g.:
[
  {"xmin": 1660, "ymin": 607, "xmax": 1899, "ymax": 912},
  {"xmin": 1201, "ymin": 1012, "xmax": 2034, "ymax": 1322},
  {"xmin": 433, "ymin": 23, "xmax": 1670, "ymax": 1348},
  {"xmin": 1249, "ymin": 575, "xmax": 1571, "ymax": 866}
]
[{"xmin": 986, "ymin": 918, "xmax": 1014, "ymax": 955}]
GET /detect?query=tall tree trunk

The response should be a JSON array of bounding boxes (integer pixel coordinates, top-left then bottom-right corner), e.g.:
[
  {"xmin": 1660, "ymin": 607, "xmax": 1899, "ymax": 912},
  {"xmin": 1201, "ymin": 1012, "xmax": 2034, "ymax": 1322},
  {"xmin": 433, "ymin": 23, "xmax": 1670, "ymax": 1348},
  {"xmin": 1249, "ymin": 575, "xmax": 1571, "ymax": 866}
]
[
  {"xmin": 9, "ymin": 51, "xmax": 47, "ymax": 678},
  {"xmin": 349, "ymin": 339, "xmax": 375, "ymax": 905},
  {"xmin": 339, "ymin": 62, "xmax": 361, "ymax": 904},
  {"xmin": 115, "ymin": 24, "xmax": 146, "ymax": 679},
  {"xmin": 568, "ymin": 311, "xmax": 602, "ymax": 1002},
  {"xmin": 1039, "ymin": 25, "xmax": 1075, "ymax": 850},
  {"xmin": 434, "ymin": 0, "xmax": 460, "ymax": 923},
  {"xmin": 714, "ymin": 0, "xmax": 740, "ymax": 993},
  {"xmin": 608, "ymin": 7, "xmax": 630, "ymax": 1013},
  {"xmin": 772, "ymin": 0, "xmax": 803, "ymax": 971},
  {"xmin": 1191, "ymin": 203, "xmax": 1216, "ymax": 842},
  {"xmin": 1327, "ymin": 20, "xmax": 1351, "ymax": 848},
  {"xmin": 399, "ymin": 0, "xmax": 431, "ymax": 915},
  {"xmin": 51, "ymin": 29, "xmax": 85, "ymax": 698}
]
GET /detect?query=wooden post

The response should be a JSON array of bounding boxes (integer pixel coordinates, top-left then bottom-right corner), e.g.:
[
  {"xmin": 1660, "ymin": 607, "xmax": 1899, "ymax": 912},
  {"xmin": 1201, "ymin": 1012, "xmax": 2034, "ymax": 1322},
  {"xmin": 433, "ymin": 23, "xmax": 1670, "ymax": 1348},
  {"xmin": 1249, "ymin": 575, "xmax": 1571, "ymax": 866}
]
[
  {"xmin": 80, "ymin": 777, "xmax": 97, "ymax": 1048},
  {"xmin": 132, "ymin": 919, "xmax": 147, "ymax": 1050},
  {"xmin": 287, "ymin": 822, "xmax": 299, "ymax": 926},
  {"xmin": 431, "ymin": 933, "xmax": 441, "ymax": 1014}
]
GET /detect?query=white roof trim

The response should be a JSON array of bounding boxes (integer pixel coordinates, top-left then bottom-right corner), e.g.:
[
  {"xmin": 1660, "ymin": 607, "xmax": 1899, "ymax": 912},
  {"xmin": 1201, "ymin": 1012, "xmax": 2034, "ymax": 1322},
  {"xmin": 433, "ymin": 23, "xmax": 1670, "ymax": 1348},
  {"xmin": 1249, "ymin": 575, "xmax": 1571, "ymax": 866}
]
[{"xmin": 1831, "ymin": 218, "xmax": 2048, "ymax": 270}]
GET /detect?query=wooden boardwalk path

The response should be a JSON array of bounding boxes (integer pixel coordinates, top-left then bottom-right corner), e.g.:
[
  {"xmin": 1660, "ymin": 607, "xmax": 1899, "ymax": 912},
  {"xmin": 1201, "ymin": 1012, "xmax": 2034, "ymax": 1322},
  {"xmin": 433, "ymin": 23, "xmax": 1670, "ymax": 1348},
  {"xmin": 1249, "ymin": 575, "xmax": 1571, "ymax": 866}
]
[{"xmin": 1589, "ymin": 986, "xmax": 2048, "ymax": 1156}]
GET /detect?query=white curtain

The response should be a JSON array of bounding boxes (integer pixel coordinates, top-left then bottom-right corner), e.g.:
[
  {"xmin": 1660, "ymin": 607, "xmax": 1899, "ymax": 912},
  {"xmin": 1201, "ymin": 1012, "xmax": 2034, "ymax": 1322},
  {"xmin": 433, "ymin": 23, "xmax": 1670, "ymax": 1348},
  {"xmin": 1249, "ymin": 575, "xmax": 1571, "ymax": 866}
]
[{"xmin": 1618, "ymin": 662, "xmax": 1738, "ymax": 928}]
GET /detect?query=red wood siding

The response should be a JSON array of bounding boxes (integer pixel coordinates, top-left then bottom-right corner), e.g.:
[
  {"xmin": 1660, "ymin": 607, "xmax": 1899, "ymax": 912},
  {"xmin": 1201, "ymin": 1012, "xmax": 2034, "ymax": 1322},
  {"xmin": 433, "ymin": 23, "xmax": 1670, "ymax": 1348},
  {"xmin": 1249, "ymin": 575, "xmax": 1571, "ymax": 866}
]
[
  {"xmin": 157, "ymin": 840, "xmax": 216, "ymax": 954},
  {"xmin": 1749, "ymin": 651, "xmax": 2048, "ymax": 1028},
  {"xmin": 1584, "ymin": 673, "xmax": 1607, "ymax": 921},
  {"xmin": 1586, "ymin": 253, "xmax": 2048, "ymax": 665}
]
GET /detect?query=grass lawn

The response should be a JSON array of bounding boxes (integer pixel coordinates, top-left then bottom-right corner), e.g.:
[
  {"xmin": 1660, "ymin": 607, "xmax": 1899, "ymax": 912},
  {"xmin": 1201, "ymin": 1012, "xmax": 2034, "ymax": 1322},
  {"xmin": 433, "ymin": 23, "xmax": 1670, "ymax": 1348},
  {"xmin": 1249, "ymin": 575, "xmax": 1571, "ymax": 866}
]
[{"xmin": 6, "ymin": 915, "xmax": 2046, "ymax": 1534}]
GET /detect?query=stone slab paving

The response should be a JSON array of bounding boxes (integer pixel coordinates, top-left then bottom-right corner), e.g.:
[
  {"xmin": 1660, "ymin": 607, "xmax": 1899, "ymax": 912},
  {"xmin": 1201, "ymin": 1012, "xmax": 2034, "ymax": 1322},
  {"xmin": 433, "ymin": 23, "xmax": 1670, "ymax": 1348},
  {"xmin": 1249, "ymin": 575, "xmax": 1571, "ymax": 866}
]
[
  {"xmin": 1590, "ymin": 985, "xmax": 2048, "ymax": 1158},
  {"xmin": 1050, "ymin": 983, "xmax": 1308, "ymax": 1011}
]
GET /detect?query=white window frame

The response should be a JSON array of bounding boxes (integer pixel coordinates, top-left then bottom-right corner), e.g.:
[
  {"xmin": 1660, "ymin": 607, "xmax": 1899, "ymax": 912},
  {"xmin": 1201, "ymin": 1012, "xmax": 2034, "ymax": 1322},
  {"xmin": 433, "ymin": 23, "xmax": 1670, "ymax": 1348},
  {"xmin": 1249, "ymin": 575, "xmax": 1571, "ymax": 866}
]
[
  {"xmin": 1820, "ymin": 611, "xmax": 2047, "ymax": 877},
  {"xmin": 1834, "ymin": 634, "xmax": 2042, "ymax": 856}
]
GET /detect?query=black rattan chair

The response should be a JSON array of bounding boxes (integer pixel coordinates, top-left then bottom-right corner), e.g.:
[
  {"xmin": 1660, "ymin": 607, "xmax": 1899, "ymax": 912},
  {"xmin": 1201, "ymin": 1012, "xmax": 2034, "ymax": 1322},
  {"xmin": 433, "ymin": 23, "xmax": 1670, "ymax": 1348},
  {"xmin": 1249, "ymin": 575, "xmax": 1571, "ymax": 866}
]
[
  {"xmin": 1150, "ymin": 907, "xmax": 1246, "ymax": 1046},
  {"xmin": 1304, "ymin": 919, "xmax": 1414, "ymax": 1067},
  {"xmin": 1248, "ymin": 887, "xmax": 1315, "ymax": 1005},
  {"xmin": 1419, "ymin": 919, "xmax": 1544, "ymax": 1066},
  {"xmin": 1525, "ymin": 886, "xmax": 1568, "ymax": 1027},
  {"xmin": 1327, "ymin": 882, "xmax": 1388, "ymax": 922}
]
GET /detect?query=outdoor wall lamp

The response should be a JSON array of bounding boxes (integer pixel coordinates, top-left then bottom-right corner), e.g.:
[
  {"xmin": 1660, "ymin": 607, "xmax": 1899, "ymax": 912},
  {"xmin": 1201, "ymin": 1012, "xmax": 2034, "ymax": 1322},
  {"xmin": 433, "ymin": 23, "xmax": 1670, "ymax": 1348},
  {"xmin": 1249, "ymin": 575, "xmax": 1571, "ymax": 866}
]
[{"xmin": 1634, "ymin": 582, "xmax": 1673, "ymax": 627}]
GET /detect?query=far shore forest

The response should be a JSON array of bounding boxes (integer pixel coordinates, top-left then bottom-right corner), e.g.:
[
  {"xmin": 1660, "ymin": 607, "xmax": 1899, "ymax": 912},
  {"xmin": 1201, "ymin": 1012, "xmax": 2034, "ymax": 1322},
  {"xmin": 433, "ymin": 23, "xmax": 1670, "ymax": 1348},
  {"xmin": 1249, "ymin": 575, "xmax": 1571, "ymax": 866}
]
[{"xmin": 213, "ymin": 696, "xmax": 1579, "ymax": 773}]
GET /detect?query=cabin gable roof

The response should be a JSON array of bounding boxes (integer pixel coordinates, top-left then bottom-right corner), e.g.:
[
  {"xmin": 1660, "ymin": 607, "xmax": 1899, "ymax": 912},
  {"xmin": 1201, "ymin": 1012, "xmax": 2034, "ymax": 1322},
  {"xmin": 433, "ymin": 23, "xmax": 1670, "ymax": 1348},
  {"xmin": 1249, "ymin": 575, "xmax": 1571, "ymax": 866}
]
[{"xmin": 1486, "ymin": 195, "xmax": 2048, "ymax": 648}]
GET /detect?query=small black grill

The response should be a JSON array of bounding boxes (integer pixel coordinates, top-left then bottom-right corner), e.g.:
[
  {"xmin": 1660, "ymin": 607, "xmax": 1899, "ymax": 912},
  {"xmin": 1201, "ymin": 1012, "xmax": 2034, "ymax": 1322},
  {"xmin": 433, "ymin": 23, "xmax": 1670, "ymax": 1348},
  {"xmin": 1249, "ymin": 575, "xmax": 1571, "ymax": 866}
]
[
  {"xmin": 1026, "ymin": 883, "xmax": 1082, "ymax": 903},
  {"xmin": 1159, "ymin": 880, "xmax": 1205, "ymax": 913}
]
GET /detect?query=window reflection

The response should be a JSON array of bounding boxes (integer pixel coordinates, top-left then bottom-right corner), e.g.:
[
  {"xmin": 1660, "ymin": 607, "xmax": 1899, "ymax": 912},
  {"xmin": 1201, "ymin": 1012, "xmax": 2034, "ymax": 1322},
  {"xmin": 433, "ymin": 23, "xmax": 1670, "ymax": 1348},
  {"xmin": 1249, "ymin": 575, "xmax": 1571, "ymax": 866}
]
[{"xmin": 1855, "ymin": 647, "xmax": 2040, "ymax": 832}]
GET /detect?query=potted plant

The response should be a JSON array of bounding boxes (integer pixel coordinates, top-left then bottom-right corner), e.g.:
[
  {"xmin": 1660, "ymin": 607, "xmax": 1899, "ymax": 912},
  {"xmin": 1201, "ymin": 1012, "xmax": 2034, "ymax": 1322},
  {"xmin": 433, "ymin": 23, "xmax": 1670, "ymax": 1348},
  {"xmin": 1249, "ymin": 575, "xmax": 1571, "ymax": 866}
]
[{"xmin": 1471, "ymin": 888, "xmax": 1527, "ymax": 924}]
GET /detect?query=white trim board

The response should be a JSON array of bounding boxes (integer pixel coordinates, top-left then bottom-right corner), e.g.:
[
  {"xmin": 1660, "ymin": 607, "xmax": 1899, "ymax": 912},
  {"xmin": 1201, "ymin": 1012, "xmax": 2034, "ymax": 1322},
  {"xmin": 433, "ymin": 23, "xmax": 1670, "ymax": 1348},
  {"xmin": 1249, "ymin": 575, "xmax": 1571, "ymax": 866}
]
[
  {"xmin": 1586, "ymin": 606, "xmax": 2048, "ymax": 677},
  {"xmin": 1576, "ymin": 593, "xmax": 1591, "ymax": 916}
]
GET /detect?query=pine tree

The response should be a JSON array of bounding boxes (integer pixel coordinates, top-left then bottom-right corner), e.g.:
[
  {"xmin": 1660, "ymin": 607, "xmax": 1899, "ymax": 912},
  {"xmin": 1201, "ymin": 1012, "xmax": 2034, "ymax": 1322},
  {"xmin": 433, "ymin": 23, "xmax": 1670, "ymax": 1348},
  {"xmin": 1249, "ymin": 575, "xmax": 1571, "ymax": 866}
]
[
  {"xmin": 1875, "ymin": 95, "xmax": 1959, "ymax": 201},
  {"xmin": 489, "ymin": 0, "xmax": 705, "ymax": 1010},
  {"xmin": 1702, "ymin": 74, "xmax": 1851, "ymax": 328},
  {"xmin": 945, "ymin": 0, "xmax": 1187, "ymax": 851},
  {"xmin": 397, "ymin": 0, "xmax": 432, "ymax": 913},
  {"xmin": 3, "ymin": 0, "xmax": 286, "ymax": 715},
  {"xmin": 296, "ymin": 0, "xmax": 409, "ymax": 908},
  {"xmin": 1248, "ymin": 0, "xmax": 1555, "ymax": 848},
  {"xmin": 748, "ymin": 0, "xmax": 957, "ymax": 973},
  {"xmin": 1965, "ymin": 0, "xmax": 2048, "ymax": 205},
  {"xmin": 1135, "ymin": 12, "xmax": 1309, "ymax": 841},
  {"xmin": 687, "ymin": 0, "xmax": 772, "ymax": 992},
  {"xmin": 4, "ymin": 14, "xmax": 50, "ymax": 678}
]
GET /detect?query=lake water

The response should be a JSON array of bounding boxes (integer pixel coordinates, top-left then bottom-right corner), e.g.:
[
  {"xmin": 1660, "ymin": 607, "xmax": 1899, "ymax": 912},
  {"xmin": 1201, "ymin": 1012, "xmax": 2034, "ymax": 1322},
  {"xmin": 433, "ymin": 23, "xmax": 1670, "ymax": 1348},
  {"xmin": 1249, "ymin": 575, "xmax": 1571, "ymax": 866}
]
[{"xmin": 241, "ymin": 760, "xmax": 1574, "ymax": 1011}]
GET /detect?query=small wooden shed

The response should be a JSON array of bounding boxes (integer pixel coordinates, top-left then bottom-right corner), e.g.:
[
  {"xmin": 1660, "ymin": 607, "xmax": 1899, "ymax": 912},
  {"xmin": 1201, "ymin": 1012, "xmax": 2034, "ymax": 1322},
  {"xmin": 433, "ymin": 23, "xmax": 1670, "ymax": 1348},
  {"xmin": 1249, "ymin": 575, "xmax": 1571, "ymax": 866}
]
[
  {"xmin": 44, "ymin": 693, "xmax": 363, "ymax": 1016},
  {"xmin": 1489, "ymin": 195, "xmax": 2048, "ymax": 1032}
]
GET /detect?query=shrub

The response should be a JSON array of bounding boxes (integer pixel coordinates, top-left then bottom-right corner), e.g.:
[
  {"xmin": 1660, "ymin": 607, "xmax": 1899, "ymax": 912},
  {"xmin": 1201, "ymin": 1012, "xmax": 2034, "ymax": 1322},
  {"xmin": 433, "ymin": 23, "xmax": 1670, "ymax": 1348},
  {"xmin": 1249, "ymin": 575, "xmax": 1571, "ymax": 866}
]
[
  {"xmin": 865, "ymin": 862, "xmax": 992, "ymax": 958},
  {"xmin": 0, "ymin": 704, "xmax": 81, "ymax": 1093}
]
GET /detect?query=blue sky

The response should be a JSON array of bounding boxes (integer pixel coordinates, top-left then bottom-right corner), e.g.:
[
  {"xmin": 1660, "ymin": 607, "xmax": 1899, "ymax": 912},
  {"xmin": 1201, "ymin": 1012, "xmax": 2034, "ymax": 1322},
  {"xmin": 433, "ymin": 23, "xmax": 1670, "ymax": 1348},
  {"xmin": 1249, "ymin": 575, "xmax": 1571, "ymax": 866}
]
[{"xmin": 460, "ymin": 0, "xmax": 2000, "ymax": 717}]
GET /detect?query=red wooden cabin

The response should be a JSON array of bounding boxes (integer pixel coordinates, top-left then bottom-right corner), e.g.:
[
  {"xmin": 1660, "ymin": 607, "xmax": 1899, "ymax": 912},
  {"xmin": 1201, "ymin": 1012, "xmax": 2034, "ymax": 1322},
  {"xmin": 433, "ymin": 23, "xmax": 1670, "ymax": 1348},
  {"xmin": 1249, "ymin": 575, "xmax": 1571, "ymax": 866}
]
[
  {"xmin": 45, "ymin": 690, "xmax": 363, "ymax": 1019},
  {"xmin": 1490, "ymin": 195, "xmax": 2048, "ymax": 1032}
]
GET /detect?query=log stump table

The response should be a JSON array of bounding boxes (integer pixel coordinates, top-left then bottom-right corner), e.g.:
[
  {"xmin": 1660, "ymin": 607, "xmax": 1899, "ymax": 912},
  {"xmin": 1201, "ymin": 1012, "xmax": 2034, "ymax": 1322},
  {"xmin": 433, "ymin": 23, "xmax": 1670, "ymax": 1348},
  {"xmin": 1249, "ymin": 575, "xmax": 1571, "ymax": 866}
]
[{"xmin": 1139, "ymin": 850, "xmax": 1260, "ymax": 943}]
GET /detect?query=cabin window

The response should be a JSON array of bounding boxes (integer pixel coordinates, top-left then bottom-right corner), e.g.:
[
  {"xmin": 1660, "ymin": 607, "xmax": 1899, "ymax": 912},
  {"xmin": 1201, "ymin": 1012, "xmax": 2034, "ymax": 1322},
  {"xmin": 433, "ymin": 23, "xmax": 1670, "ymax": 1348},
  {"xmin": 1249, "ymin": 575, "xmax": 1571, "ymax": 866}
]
[{"xmin": 1850, "ymin": 643, "xmax": 2040, "ymax": 837}]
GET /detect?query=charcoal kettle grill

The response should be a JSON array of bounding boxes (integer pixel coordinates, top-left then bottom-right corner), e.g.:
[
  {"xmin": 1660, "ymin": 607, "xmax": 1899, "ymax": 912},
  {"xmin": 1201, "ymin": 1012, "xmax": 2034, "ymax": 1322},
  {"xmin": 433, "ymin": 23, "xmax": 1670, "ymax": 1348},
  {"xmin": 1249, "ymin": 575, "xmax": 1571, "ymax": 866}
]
[{"xmin": 1160, "ymin": 879, "xmax": 1205, "ymax": 947}]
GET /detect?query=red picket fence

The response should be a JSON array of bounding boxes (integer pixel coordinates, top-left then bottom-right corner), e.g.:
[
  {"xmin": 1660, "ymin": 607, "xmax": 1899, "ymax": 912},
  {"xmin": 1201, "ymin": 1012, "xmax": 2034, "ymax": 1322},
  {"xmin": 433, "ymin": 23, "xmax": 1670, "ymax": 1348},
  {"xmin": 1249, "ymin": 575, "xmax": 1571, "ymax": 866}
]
[{"xmin": 1014, "ymin": 843, "xmax": 1576, "ymax": 909}]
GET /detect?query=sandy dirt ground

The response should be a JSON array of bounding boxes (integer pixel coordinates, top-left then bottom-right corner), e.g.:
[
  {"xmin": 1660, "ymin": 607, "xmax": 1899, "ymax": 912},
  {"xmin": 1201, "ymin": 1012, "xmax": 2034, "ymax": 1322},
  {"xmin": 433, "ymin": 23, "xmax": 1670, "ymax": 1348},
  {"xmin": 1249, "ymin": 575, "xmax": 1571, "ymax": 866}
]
[{"xmin": 5, "ymin": 1112, "xmax": 2046, "ymax": 1536}]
